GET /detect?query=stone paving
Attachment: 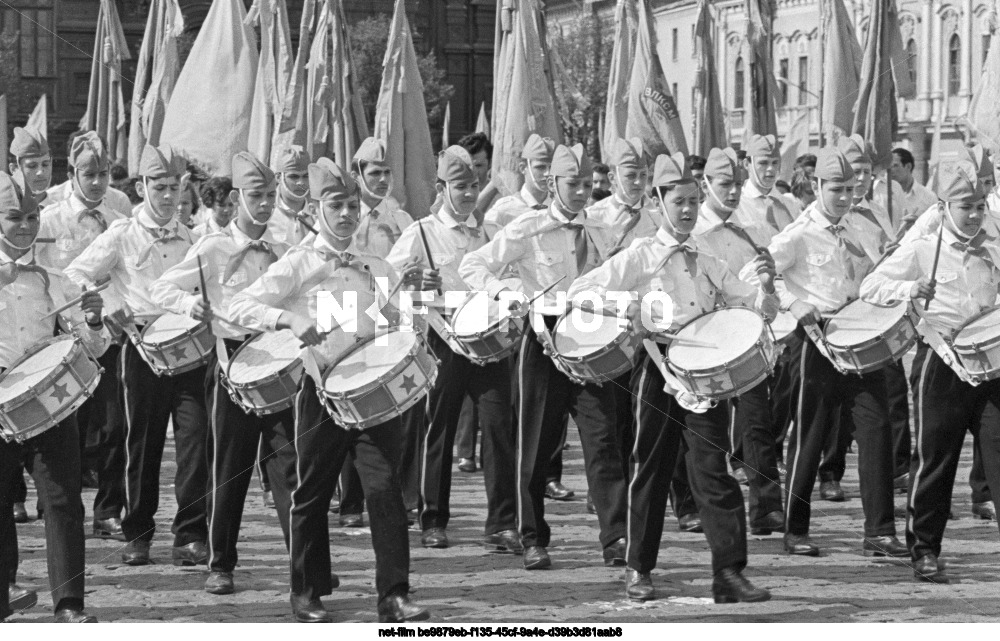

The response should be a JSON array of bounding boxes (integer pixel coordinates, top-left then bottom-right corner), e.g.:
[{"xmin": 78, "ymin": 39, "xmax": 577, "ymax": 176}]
[{"xmin": 7, "ymin": 425, "xmax": 1000, "ymax": 623}]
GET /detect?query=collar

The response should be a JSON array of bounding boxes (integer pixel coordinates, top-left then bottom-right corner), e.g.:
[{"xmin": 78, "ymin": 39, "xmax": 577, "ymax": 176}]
[
  {"xmin": 436, "ymin": 207, "xmax": 479, "ymax": 231},
  {"xmin": 137, "ymin": 205, "xmax": 179, "ymax": 232},
  {"xmin": 360, "ymin": 198, "xmax": 386, "ymax": 217},
  {"xmin": 227, "ymin": 220, "xmax": 275, "ymax": 246},
  {"xmin": 276, "ymin": 193, "xmax": 306, "ymax": 216},
  {"xmin": 0, "ymin": 247, "xmax": 35, "ymax": 266},
  {"xmin": 698, "ymin": 203, "xmax": 730, "ymax": 230},
  {"xmin": 548, "ymin": 202, "xmax": 588, "ymax": 225},
  {"xmin": 520, "ymin": 184, "xmax": 548, "ymax": 208},
  {"xmin": 68, "ymin": 193, "xmax": 108, "ymax": 215},
  {"xmin": 654, "ymin": 226, "xmax": 696, "ymax": 251},
  {"xmin": 313, "ymin": 233, "xmax": 361, "ymax": 257},
  {"xmin": 805, "ymin": 202, "xmax": 843, "ymax": 228},
  {"xmin": 743, "ymin": 179, "xmax": 769, "ymax": 200}
]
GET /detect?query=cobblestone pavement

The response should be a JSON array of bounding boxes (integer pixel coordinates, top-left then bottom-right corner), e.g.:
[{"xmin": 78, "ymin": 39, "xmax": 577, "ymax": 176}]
[{"xmin": 7, "ymin": 424, "xmax": 1000, "ymax": 623}]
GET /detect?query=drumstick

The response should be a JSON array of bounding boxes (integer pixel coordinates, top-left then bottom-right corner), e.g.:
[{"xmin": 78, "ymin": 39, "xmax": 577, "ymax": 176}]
[
  {"xmin": 40, "ymin": 281, "xmax": 112, "ymax": 320},
  {"xmin": 417, "ymin": 220, "xmax": 442, "ymax": 296},
  {"xmin": 197, "ymin": 256, "xmax": 210, "ymax": 306},
  {"xmin": 925, "ymin": 222, "xmax": 944, "ymax": 311},
  {"xmin": 34, "ymin": 237, "xmax": 55, "ymax": 243},
  {"xmin": 657, "ymin": 333, "xmax": 716, "ymax": 348},
  {"xmin": 296, "ymin": 214, "xmax": 318, "ymax": 236},
  {"xmin": 525, "ymin": 275, "xmax": 567, "ymax": 307}
]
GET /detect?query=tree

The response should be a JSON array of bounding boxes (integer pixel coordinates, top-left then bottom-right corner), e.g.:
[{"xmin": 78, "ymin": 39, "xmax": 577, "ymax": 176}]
[{"xmin": 548, "ymin": 12, "xmax": 613, "ymax": 151}]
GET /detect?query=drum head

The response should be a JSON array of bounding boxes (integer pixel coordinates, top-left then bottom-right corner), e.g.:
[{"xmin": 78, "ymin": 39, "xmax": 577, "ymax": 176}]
[
  {"xmin": 452, "ymin": 296, "xmax": 505, "ymax": 337},
  {"xmin": 770, "ymin": 311, "xmax": 798, "ymax": 340},
  {"xmin": 324, "ymin": 330, "xmax": 417, "ymax": 393},
  {"xmin": 554, "ymin": 310, "xmax": 626, "ymax": 358},
  {"xmin": 144, "ymin": 313, "xmax": 200, "ymax": 344},
  {"xmin": 954, "ymin": 308, "xmax": 1000, "ymax": 348},
  {"xmin": 668, "ymin": 308, "xmax": 763, "ymax": 369},
  {"xmin": 825, "ymin": 300, "xmax": 905, "ymax": 347},
  {"xmin": 0, "ymin": 338, "xmax": 75, "ymax": 402},
  {"xmin": 228, "ymin": 330, "xmax": 301, "ymax": 385}
]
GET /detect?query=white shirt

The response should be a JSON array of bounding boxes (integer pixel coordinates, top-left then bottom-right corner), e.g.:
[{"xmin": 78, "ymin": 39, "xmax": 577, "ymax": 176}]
[
  {"xmin": 693, "ymin": 204, "xmax": 774, "ymax": 276},
  {"xmin": 893, "ymin": 178, "xmax": 938, "ymax": 224},
  {"xmin": 192, "ymin": 216, "xmax": 226, "ymax": 240},
  {"xmin": 899, "ymin": 204, "xmax": 1000, "ymax": 246},
  {"xmin": 483, "ymin": 185, "xmax": 549, "ymax": 237},
  {"xmin": 45, "ymin": 181, "xmax": 133, "ymax": 219},
  {"xmin": 36, "ymin": 194, "xmax": 127, "ymax": 271},
  {"xmin": 355, "ymin": 199, "xmax": 414, "ymax": 259},
  {"xmin": 736, "ymin": 179, "xmax": 799, "ymax": 234},
  {"xmin": 386, "ymin": 209, "xmax": 486, "ymax": 297},
  {"xmin": 267, "ymin": 196, "xmax": 316, "ymax": 246},
  {"xmin": 586, "ymin": 193, "xmax": 662, "ymax": 254}
]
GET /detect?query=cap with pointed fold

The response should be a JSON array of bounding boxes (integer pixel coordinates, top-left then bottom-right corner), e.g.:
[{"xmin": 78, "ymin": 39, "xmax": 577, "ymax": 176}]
[
  {"xmin": 438, "ymin": 146, "xmax": 477, "ymax": 183},
  {"xmin": 550, "ymin": 144, "xmax": 593, "ymax": 178},
  {"xmin": 813, "ymin": 147, "xmax": 855, "ymax": 183},
  {"xmin": 607, "ymin": 137, "xmax": 646, "ymax": 168},
  {"xmin": 352, "ymin": 137, "xmax": 388, "ymax": 165},
  {"xmin": 69, "ymin": 132, "xmax": 109, "ymax": 172},
  {"xmin": 139, "ymin": 144, "xmax": 186, "ymax": 179},
  {"xmin": 0, "ymin": 173, "xmax": 37, "ymax": 214},
  {"xmin": 703, "ymin": 147, "xmax": 746, "ymax": 181},
  {"xmin": 309, "ymin": 158, "xmax": 358, "ymax": 201},
  {"xmin": 837, "ymin": 134, "xmax": 873, "ymax": 166},
  {"xmin": 521, "ymin": 134, "xmax": 556, "ymax": 163},
  {"xmin": 10, "ymin": 126, "xmax": 49, "ymax": 159},
  {"xmin": 273, "ymin": 145, "xmax": 311, "ymax": 174},
  {"xmin": 939, "ymin": 162, "xmax": 985, "ymax": 202},
  {"xmin": 652, "ymin": 152, "xmax": 694, "ymax": 187},
  {"xmin": 963, "ymin": 144, "xmax": 993, "ymax": 180},
  {"xmin": 745, "ymin": 134, "xmax": 779, "ymax": 159}
]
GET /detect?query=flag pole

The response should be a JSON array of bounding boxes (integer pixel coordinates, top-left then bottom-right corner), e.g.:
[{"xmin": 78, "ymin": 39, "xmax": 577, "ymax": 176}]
[{"xmin": 817, "ymin": 0, "xmax": 826, "ymax": 148}]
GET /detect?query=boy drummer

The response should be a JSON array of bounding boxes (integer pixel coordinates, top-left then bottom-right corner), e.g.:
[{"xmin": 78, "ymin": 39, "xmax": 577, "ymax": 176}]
[
  {"xmin": 0, "ymin": 174, "xmax": 109, "ymax": 622},
  {"xmin": 65, "ymin": 145, "xmax": 210, "ymax": 567},
  {"xmin": 737, "ymin": 134, "xmax": 799, "ymax": 233},
  {"xmin": 860, "ymin": 163, "xmax": 1000, "ymax": 583},
  {"xmin": 151, "ymin": 152, "xmax": 294, "ymax": 596},
  {"xmin": 567, "ymin": 152, "xmax": 776, "ymax": 604},
  {"xmin": 483, "ymin": 134, "xmax": 556, "ymax": 237},
  {"xmin": 228, "ymin": 158, "xmax": 434, "ymax": 623},
  {"xmin": 268, "ymin": 146, "xmax": 315, "ymax": 245}
]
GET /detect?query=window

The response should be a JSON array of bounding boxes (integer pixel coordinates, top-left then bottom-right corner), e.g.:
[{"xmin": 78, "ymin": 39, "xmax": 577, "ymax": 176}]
[
  {"xmin": 797, "ymin": 55, "xmax": 809, "ymax": 105},
  {"xmin": 948, "ymin": 34, "xmax": 961, "ymax": 96},
  {"xmin": 778, "ymin": 58, "xmax": 789, "ymax": 107},
  {"xmin": 735, "ymin": 56, "xmax": 745, "ymax": 109},
  {"xmin": 672, "ymin": 28, "xmax": 678, "ymax": 61},
  {"xmin": 905, "ymin": 39, "xmax": 917, "ymax": 87},
  {"xmin": 0, "ymin": 1, "xmax": 55, "ymax": 78},
  {"xmin": 984, "ymin": 33, "xmax": 992, "ymax": 64}
]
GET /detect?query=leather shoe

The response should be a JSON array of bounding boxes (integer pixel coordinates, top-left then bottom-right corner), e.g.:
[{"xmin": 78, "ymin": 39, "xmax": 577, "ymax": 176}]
[
  {"xmin": 81, "ymin": 469, "xmax": 99, "ymax": 489},
  {"xmin": 8, "ymin": 584, "xmax": 37, "ymax": 611},
  {"xmin": 290, "ymin": 593, "xmax": 332, "ymax": 623},
  {"xmin": 421, "ymin": 527, "xmax": 448, "ymax": 549},
  {"xmin": 204, "ymin": 571, "xmax": 234, "ymax": 595},
  {"xmin": 523, "ymin": 545, "xmax": 551, "ymax": 570},
  {"xmin": 820, "ymin": 480, "xmax": 845, "ymax": 502},
  {"xmin": 784, "ymin": 533, "xmax": 820, "ymax": 556},
  {"xmin": 339, "ymin": 513, "xmax": 365, "ymax": 528},
  {"xmin": 93, "ymin": 517, "xmax": 124, "ymax": 540},
  {"xmin": 12, "ymin": 502, "xmax": 27, "ymax": 523},
  {"xmin": 750, "ymin": 510, "xmax": 785, "ymax": 536},
  {"xmin": 377, "ymin": 593, "xmax": 430, "ymax": 623},
  {"xmin": 586, "ymin": 492, "xmax": 596, "ymax": 514},
  {"xmin": 484, "ymin": 529, "xmax": 523, "ymax": 555},
  {"xmin": 677, "ymin": 513, "xmax": 703, "ymax": 533},
  {"xmin": 544, "ymin": 481, "xmax": 574, "ymax": 501},
  {"xmin": 893, "ymin": 472, "xmax": 910, "ymax": 493},
  {"xmin": 122, "ymin": 540, "xmax": 151, "ymax": 566},
  {"xmin": 172, "ymin": 541, "xmax": 208, "ymax": 566},
  {"xmin": 603, "ymin": 537, "xmax": 626, "ymax": 567},
  {"xmin": 972, "ymin": 501, "xmax": 996, "ymax": 521},
  {"xmin": 54, "ymin": 607, "xmax": 97, "ymax": 623},
  {"xmin": 262, "ymin": 490, "xmax": 275, "ymax": 509},
  {"xmin": 457, "ymin": 457, "xmax": 477, "ymax": 473},
  {"xmin": 625, "ymin": 568, "xmax": 654, "ymax": 601},
  {"xmin": 862, "ymin": 535, "xmax": 908, "ymax": 557},
  {"xmin": 712, "ymin": 568, "xmax": 771, "ymax": 604},
  {"xmin": 913, "ymin": 553, "xmax": 949, "ymax": 584},
  {"xmin": 732, "ymin": 467, "xmax": 749, "ymax": 485}
]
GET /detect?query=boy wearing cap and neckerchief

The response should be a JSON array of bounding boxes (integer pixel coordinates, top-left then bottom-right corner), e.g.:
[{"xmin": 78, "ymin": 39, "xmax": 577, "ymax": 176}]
[
  {"xmin": 460, "ymin": 143, "xmax": 629, "ymax": 571},
  {"xmin": 65, "ymin": 145, "xmax": 211, "ymax": 568},
  {"xmin": 483, "ymin": 134, "xmax": 556, "ymax": 238},
  {"xmin": 45, "ymin": 131, "xmax": 133, "ymax": 219},
  {"xmin": 229, "ymin": 158, "xmax": 436, "ymax": 624},
  {"xmin": 740, "ymin": 147, "xmax": 905, "ymax": 559},
  {"xmin": 861, "ymin": 162, "xmax": 1000, "ymax": 584},
  {"xmin": 151, "ymin": 152, "xmax": 294, "ymax": 596},
  {"xmin": 0, "ymin": 174, "xmax": 109, "ymax": 622},
  {"xmin": 386, "ymin": 147, "xmax": 520, "ymax": 554},
  {"xmin": 736, "ymin": 134, "xmax": 799, "ymax": 234},
  {"xmin": 268, "ymin": 145, "xmax": 316, "ymax": 246},
  {"xmin": 588, "ymin": 138, "xmax": 661, "ymax": 256},
  {"xmin": 8, "ymin": 126, "xmax": 53, "ymax": 208},
  {"xmin": 350, "ymin": 137, "xmax": 414, "ymax": 259},
  {"xmin": 693, "ymin": 146, "xmax": 786, "ymax": 536},
  {"xmin": 568, "ymin": 151, "xmax": 776, "ymax": 603}
]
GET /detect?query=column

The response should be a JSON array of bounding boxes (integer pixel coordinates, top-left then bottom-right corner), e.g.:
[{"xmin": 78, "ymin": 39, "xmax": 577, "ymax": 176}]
[
  {"xmin": 959, "ymin": 0, "xmax": 973, "ymax": 106},
  {"xmin": 919, "ymin": 0, "xmax": 933, "ymax": 121}
]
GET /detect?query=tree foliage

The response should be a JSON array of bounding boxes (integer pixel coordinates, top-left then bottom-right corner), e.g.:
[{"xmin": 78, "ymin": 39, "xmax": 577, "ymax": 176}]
[{"xmin": 548, "ymin": 13, "xmax": 613, "ymax": 151}]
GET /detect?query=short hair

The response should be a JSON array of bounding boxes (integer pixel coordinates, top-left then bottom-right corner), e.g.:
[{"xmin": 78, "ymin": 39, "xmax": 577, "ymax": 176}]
[
  {"xmin": 183, "ymin": 181, "xmax": 200, "ymax": 216},
  {"xmin": 592, "ymin": 162, "xmax": 610, "ymax": 174},
  {"xmin": 794, "ymin": 153, "xmax": 817, "ymax": 170},
  {"xmin": 199, "ymin": 176, "xmax": 233, "ymax": 209},
  {"xmin": 790, "ymin": 168, "xmax": 814, "ymax": 200},
  {"xmin": 689, "ymin": 155, "xmax": 707, "ymax": 171},
  {"xmin": 110, "ymin": 162, "xmax": 129, "ymax": 182},
  {"xmin": 457, "ymin": 132, "xmax": 492, "ymax": 158},
  {"xmin": 120, "ymin": 176, "xmax": 143, "ymax": 205},
  {"xmin": 893, "ymin": 147, "xmax": 915, "ymax": 170},
  {"xmin": 774, "ymin": 179, "xmax": 791, "ymax": 194}
]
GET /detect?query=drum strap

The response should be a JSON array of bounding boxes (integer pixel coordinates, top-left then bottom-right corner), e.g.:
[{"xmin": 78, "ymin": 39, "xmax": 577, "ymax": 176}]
[
  {"xmin": 910, "ymin": 306, "xmax": 979, "ymax": 386},
  {"xmin": 640, "ymin": 338, "xmax": 711, "ymax": 413},
  {"xmin": 801, "ymin": 322, "xmax": 847, "ymax": 374}
]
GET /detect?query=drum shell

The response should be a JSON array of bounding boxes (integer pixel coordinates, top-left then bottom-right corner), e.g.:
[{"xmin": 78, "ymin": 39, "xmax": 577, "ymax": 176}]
[
  {"xmin": 551, "ymin": 322, "xmax": 641, "ymax": 383},
  {"xmin": 953, "ymin": 309, "xmax": 1000, "ymax": 380},
  {"xmin": 0, "ymin": 336, "xmax": 103, "ymax": 443},
  {"xmin": 824, "ymin": 309, "xmax": 917, "ymax": 375},
  {"xmin": 224, "ymin": 334, "xmax": 304, "ymax": 416},
  {"xmin": 451, "ymin": 317, "xmax": 524, "ymax": 365},
  {"xmin": 139, "ymin": 318, "xmax": 216, "ymax": 376}
]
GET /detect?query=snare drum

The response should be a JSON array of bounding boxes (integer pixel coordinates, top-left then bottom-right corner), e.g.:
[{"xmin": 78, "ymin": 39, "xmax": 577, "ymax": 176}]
[
  {"xmin": 138, "ymin": 313, "xmax": 215, "ymax": 376},
  {"xmin": 0, "ymin": 335, "xmax": 103, "ymax": 443},
  {"xmin": 952, "ymin": 307, "xmax": 1000, "ymax": 381},
  {"xmin": 449, "ymin": 294, "xmax": 524, "ymax": 365},
  {"xmin": 823, "ymin": 300, "xmax": 916, "ymax": 374},
  {"xmin": 666, "ymin": 307, "xmax": 776, "ymax": 401},
  {"xmin": 770, "ymin": 311, "xmax": 799, "ymax": 343},
  {"xmin": 551, "ymin": 309, "xmax": 640, "ymax": 383},
  {"xmin": 225, "ymin": 330, "xmax": 304, "ymax": 415},
  {"xmin": 320, "ymin": 329, "xmax": 438, "ymax": 430}
]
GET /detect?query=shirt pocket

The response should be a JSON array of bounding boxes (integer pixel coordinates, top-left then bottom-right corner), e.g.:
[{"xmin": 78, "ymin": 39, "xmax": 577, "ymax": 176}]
[
  {"xmin": 432, "ymin": 251, "xmax": 455, "ymax": 267},
  {"xmin": 805, "ymin": 253, "xmax": 831, "ymax": 267},
  {"xmin": 532, "ymin": 250, "xmax": 565, "ymax": 281},
  {"xmin": 56, "ymin": 237, "xmax": 79, "ymax": 254},
  {"xmin": 935, "ymin": 271, "xmax": 958, "ymax": 284}
]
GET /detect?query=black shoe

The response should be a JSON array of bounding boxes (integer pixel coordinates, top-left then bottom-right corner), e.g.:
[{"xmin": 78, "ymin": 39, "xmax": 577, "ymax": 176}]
[
  {"xmin": 732, "ymin": 467, "xmax": 749, "ymax": 485},
  {"xmin": 913, "ymin": 553, "xmax": 949, "ymax": 584},
  {"xmin": 523, "ymin": 546, "xmax": 551, "ymax": 570},
  {"xmin": 172, "ymin": 541, "xmax": 208, "ymax": 566},
  {"xmin": 972, "ymin": 502, "xmax": 996, "ymax": 521},
  {"xmin": 54, "ymin": 607, "xmax": 97, "ymax": 623},
  {"xmin": 544, "ymin": 481, "xmax": 574, "ymax": 501},
  {"xmin": 862, "ymin": 535, "xmax": 908, "ymax": 557},
  {"xmin": 678, "ymin": 513, "xmax": 703, "ymax": 533},
  {"xmin": 339, "ymin": 513, "xmax": 364, "ymax": 528},
  {"xmin": 712, "ymin": 568, "xmax": 771, "ymax": 604},
  {"xmin": 8, "ymin": 584, "xmax": 37, "ymax": 611},
  {"xmin": 603, "ymin": 537, "xmax": 626, "ymax": 567},
  {"xmin": 263, "ymin": 490, "xmax": 275, "ymax": 509},
  {"xmin": 81, "ymin": 469, "xmax": 99, "ymax": 489},
  {"xmin": 750, "ymin": 510, "xmax": 785, "ymax": 536},
  {"xmin": 484, "ymin": 529, "xmax": 523, "ymax": 555},
  {"xmin": 329, "ymin": 494, "xmax": 341, "ymax": 514},
  {"xmin": 407, "ymin": 509, "xmax": 419, "ymax": 528},
  {"xmin": 586, "ymin": 492, "xmax": 596, "ymax": 514},
  {"xmin": 625, "ymin": 568, "xmax": 654, "ymax": 601},
  {"xmin": 93, "ymin": 517, "xmax": 124, "ymax": 540},
  {"xmin": 893, "ymin": 472, "xmax": 909, "ymax": 494},
  {"xmin": 122, "ymin": 540, "xmax": 151, "ymax": 566},
  {"xmin": 457, "ymin": 457, "xmax": 477, "ymax": 473},
  {"xmin": 421, "ymin": 527, "xmax": 448, "ymax": 549},
  {"xmin": 12, "ymin": 502, "xmax": 27, "ymax": 523},
  {"xmin": 205, "ymin": 571, "xmax": 235, "ymax": 595},
  {"xmin": 377, "ymin": 593, "xmax": 430, "ymax": 623},
  {"xmin": 783, "ymin": 533, "xmax": 820, "ymax": 556},
  {"xmin": 290, "ymin": 594, "xmax": 332, "ymax": 623},
  {"xmin": 819, "ymin": 480, "xmax": 845, "ymax": 502}
]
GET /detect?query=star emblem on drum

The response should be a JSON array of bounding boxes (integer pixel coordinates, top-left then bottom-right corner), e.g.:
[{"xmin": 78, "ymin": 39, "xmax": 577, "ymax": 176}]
[
  {"xmin": 400, "ymin": 374, "xmax": 417, "ymax": 394},
  {"xmin": 169, "ymin": 344, "xmax": 188, "ymax": 361},
  {"xmin": 887, "ymin": 327, "xmax": 911, "ymax": 352},
  {"xmin": 707, "ymin": 377, "xmax": 727, "ymax": 394},
  {"xmin": 50, "ymin": 382, "xmax": 70, "ymax": 403}
]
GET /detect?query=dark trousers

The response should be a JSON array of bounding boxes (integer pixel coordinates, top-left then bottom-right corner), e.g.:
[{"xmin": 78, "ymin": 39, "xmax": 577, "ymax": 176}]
[
  {"xmin": 818, "ymin": 407, "xmax": 853, "ymax": 483},
  {"xmin": 627, "ymin": 353, "xmax": 747, "ymax": 574},
  {"xmin": 886, "ymin": 358, "xmax": 912, "ymax": 479},
  {"xmin": 76, "ymin": 344, "xmax": 126, "ymax": 520},
  {"xmin": 290, "ymin": 376, "xmax": 409, "ymax": 602},
  {"xmin": 612, "ymin": 372, "xmax": 635, "ymax": 481},
  {"xmin": 339, "ymin": 458, "xmax": 365, "ymax": 515},
  {"xmin": 516, "ymin": 322, "xmax": 626, "ymax": 549},
  {"xmin": 785, "ymin": 330, "xmax": 895, "ymax": 537},
  {"xmin": 969, "ymin": 436, "xmax": 992, "ymax": 503},
  {"xmin": 731, "ymin": 379, "xmax": 784, "ymax": 523},
  {"xmin": 670, "ymin": 444, "xmax": 698, "ymax": 518},
  {"xmin": 207, "ymin": 349, "xmax": 297, "ymax": 573},
  {"xmin": 509, "ymin": 346, "xmax": 565, "ymax": 486},
  {"xmin": 421, "ymin": 332, "xmax": 515, "ymax": 534},
  {"xmin": 455, "ymin": 396, "xmax": 479, "ymax": 460},
  {"xmin": 771, "ymin": 334, "xmax": 804, "ymax": 463},
  {"xmin": 906, "ymin": 345, "xmax": 1000, "ymax": 560},
  {"xmin": 0, "ymin": 418, "xmax": 85, "ymax": 618},
  {"xmin": 120, "ymin": 340, "xmax": 209, "ymax": 546}
]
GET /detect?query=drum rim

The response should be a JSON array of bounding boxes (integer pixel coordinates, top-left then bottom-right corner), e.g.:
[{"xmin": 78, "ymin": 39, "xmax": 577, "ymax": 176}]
[
  {"xmin": 823, "ymin": 300, "xmax": 908, "ymax": 348},
  {"xmin": 551, "ymin": 310, "xmax": 632, "ymax": 362},
  {"xmin": 0, "ymin": 335, "xmax": 82, "ymax": 410},
  {"xmin": 664, "ymin": 305, "xmax": 767, "ymax": 370},
  {"xmin": 225, "ymin": 331, "xmax": 304, "ymax": 387},
  {"xmin": 321, "ymin": 328, "xmax": 423, "ymax": 397},
  {"xmin": 953, "ymin": 305, "xmax": 1000, "ymax": 350},
  {"xmin": 139, "ymin": 314, "xmax": 210, "ymax": 348},
  {"xmin": 450, "ymin": 291, "xmax": 508, "ymax": 338}
]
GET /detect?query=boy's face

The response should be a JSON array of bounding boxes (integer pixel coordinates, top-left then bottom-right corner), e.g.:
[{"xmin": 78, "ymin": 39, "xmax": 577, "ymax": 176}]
[
  {"xmin": 945, "ymin": 198, "xmax": 987, "ymax": 239},
  {"xmin": 234, "ymin": 184, "xmax": 278, "ymax": 226},
  {"xmin": 550, "ymin": 174, "xmax": 593, "ymax": 213},
  {"xmin": 320, "ymin": 195, "xmax": 361, "ymax": 239},
  {"xmin": 282, "ymin": 171, "xmax": 310, "ymax": 199},
  {"xmin": 441, "ymin": 178, "xmax": 481, "ymax": 217},
  {"xmin": 613, "ymin": 163, "xmax": 648, "ymax": 205},
  {"xmin": 74, "ymin": 163, "xmax": 111, "ymax": 203},
  {"xmin": 15, "ymin": 156, "xmax": 53, "ymax": 194},
  {"xmin": 0, "ymin": 207, "xmax": 40, "ymax": 251},
  {"xmin": 814, "ymin": 177, "xmax": 857, "ymax": 219},
  {"xmin": 657, "ymin": 182, "xmax": 701, "ymax": 235},
  {"xmin": 359, "ymin": 163, "xmax": 392, "ymax": 199},
  {"xmin": 143, "ymin": 176, "xmax": 181, "ymax": 221},
  {"xmin": 705, "ymin": 174, "xmax": 743, "ymax": 210}
]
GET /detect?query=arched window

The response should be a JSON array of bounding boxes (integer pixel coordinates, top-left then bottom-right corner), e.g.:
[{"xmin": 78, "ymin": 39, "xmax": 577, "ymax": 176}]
[
  {"xmin": 735, "ymin": 56, "xmax": 745, "ymax": 109},
  {"xmin": 906, "ymin": 39, "xmax": 917, "ymax": 87},
  {"xmin": 948, "ymin": 34, "xmax": 961, "ymax": 96}
]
